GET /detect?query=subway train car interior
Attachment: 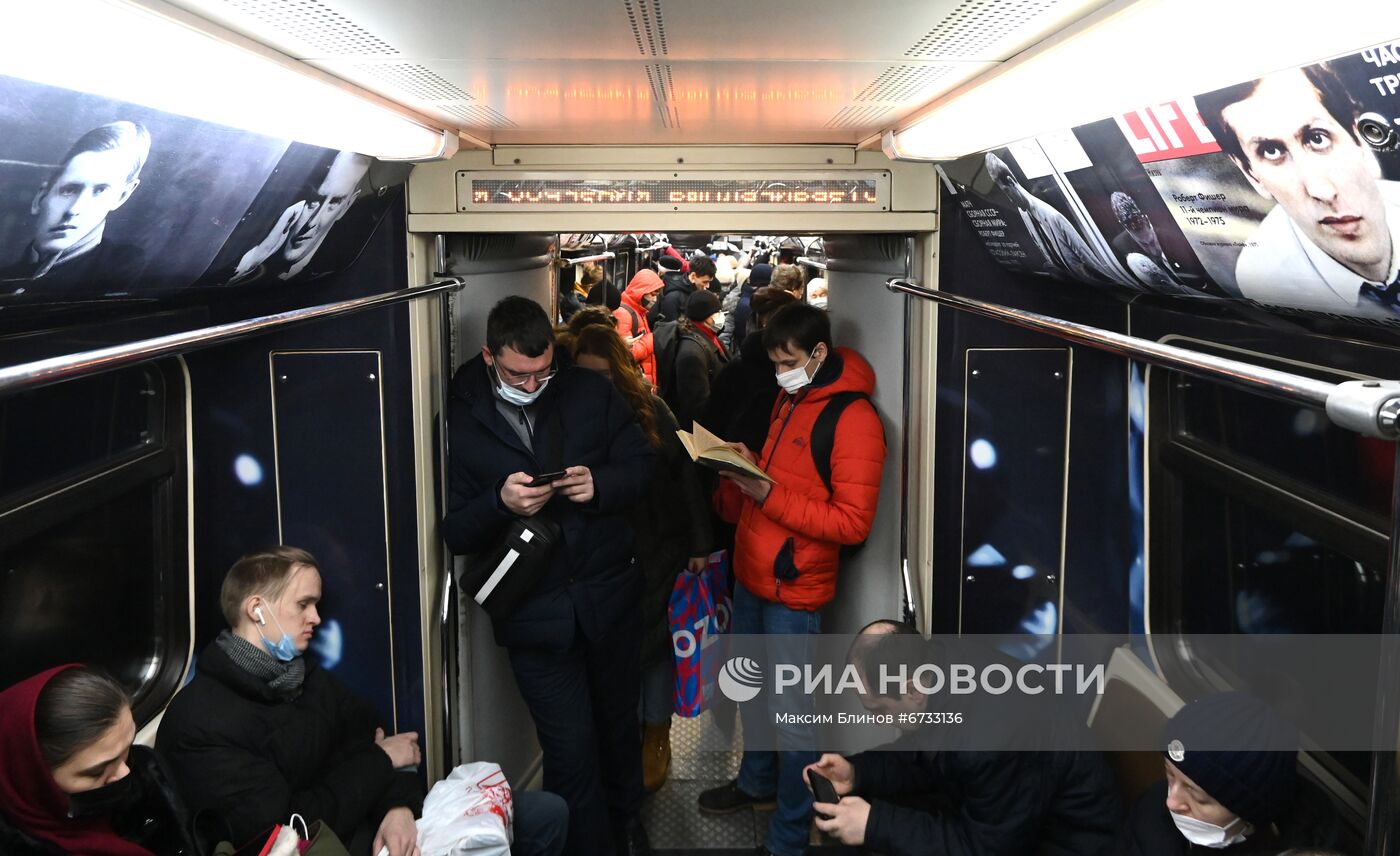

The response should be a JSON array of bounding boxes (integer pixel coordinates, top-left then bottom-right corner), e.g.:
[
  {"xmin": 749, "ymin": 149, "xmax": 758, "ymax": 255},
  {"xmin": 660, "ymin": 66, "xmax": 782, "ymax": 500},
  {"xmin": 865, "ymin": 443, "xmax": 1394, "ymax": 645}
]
[{"xmin": 6, "ymin": 0, "xmax": 1400, "ymax": 854}]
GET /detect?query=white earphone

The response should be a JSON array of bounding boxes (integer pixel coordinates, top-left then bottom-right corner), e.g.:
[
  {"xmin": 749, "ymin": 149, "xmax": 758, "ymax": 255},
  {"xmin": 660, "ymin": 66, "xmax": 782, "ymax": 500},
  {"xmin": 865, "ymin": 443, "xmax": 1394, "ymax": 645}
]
[{"xmin": 253, "ymin": 605, "xmax": 266, "ymax": 625}]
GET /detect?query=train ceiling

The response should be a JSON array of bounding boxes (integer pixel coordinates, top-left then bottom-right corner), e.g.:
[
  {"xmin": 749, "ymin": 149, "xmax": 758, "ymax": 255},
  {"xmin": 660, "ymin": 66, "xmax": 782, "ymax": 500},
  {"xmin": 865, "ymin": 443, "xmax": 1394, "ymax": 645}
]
[{"xmin": 161, "ymin": 0, "xmax": 1114, "ymax": 146}]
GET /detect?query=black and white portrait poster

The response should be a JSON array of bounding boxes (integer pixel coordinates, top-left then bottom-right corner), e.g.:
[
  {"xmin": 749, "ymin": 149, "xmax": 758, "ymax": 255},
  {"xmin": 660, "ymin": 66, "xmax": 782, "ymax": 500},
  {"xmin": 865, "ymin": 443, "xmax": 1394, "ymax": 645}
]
[
  {"xmin": 939, "ymin": 139, "xmax": 1138, "ymax": 290},
  {"xmin": 0, "ymin": 72, "xmax": 403, "ymax": 306}
]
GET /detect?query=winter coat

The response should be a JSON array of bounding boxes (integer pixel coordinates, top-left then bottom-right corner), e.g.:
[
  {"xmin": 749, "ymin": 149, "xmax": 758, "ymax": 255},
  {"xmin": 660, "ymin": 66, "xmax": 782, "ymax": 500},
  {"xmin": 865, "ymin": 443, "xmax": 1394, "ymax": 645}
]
[
  {"xmin": 668, "ymin": 321, "xmax": 728, "ymax": 432},
  {"xmin": 156, "ymin": 643, "xmax": 423, "ymax": 848},
  {"xmin": 702, "ymin": 329, "xmax": 781, "ymax": 454},
  {"xmin": 851, "ymin": 748, "xmax": 1120, "ymax": 856},
  {"xmin": 0, "ymin": 746, "xmax": 197, "ymax": 856},
  {"xmin": 632, "ymin": 397, "xmax": 715, "ymax": 666},
  {"xmin": 649, "ymin": 271, "xmax": 694, "ymax": 327},
  {"xmin": 441, "ymin": 356, "xmax": 656, "ymax": 650},
  {"xmin": 1115, "ymin": 779, "xmax": 1343, "ymax": 856},
  {"xmin": 615, "ymin": 270, "xmax": 665, "ymax": 383},
  {"xmin": 714, "ymin": 348, "xmax": 885, "ymax": 610}
]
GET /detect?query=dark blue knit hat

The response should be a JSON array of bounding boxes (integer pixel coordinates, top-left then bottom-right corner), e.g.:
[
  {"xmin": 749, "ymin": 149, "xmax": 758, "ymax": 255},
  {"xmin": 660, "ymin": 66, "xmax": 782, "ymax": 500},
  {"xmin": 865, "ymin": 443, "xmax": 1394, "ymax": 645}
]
[
  {"xmin": 750, "ymin": 263, "xmax": 773, "ymax": 287},
  {"xmin": 1162, "ymin": 692, "xmax": 1298, "ymax": 827}
]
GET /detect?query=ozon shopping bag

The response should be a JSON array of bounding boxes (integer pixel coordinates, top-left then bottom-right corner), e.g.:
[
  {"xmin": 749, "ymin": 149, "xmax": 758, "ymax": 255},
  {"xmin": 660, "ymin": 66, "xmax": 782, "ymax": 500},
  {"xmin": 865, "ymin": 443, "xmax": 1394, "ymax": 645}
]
[{"xmin": 669, "ymin": 550, "xmax": 731, "ymax": 717}]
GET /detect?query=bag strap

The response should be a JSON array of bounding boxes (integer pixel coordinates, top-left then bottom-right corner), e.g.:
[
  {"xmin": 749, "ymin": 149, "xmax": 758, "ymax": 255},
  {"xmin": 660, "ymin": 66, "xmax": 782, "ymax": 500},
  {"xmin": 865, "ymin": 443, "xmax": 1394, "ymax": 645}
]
[
  {"xmin": 622, "ymin": 301, "xmax": 641, "ymax": 333},
  {"xmin": 811, "ymin": 391, "xmax": 872, "ymax": 495}
]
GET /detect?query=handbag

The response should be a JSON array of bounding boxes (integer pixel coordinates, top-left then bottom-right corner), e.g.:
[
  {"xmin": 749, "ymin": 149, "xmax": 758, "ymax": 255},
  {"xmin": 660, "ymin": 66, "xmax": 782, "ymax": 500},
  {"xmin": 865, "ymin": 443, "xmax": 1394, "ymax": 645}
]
[
  {"xmin": 224, "ymin": 814, "xmax": 349, "ymax": 856},
  {"xmin": 460, "ymin": 406, "xmax": 565, "ymax": 621}
]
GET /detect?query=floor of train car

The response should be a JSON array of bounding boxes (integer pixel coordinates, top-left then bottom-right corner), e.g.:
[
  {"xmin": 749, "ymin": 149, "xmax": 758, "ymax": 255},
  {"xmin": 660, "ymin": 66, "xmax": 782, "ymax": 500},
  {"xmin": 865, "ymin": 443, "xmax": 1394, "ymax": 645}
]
[{"xmin": 645, "ymin": 710, "xmax": 845, "ymax": 855}]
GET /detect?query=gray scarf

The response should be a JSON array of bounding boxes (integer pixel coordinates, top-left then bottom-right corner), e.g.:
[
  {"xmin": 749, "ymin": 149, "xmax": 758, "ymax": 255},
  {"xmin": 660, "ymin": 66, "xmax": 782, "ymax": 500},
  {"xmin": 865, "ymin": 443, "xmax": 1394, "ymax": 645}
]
[{"xmin": 214, "ymin": 629, "xmax": 306, "ymax": 701}]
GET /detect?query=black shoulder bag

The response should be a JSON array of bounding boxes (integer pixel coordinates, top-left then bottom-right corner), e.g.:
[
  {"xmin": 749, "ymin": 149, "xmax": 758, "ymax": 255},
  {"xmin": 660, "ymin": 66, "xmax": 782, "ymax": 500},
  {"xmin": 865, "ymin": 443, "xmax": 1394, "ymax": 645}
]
[{"xmin": 461, "ymin": 406, "xmax": 565, "ymax": 621}]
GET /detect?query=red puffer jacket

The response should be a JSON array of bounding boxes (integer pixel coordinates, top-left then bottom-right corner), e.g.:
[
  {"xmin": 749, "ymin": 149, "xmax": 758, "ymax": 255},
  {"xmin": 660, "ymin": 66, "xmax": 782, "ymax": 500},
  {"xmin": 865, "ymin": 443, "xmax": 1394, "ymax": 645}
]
[
  {"xmin": 615, "ymin": 269, "xmax": 664, "ymax": 382},
  {"xmin": 716, "ymin": 347, "xmax": 886, "ymax": 610}
]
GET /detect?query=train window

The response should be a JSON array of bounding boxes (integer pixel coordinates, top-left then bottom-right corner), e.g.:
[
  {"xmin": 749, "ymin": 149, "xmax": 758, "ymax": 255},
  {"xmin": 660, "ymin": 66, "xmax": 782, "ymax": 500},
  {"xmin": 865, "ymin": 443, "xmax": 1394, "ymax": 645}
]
[
  {"xmin": 1171, "ymin": 480, "xmax": 1385, "ymax": 635},
  {"xmin": 1151, "ymin": 367, "xmax": 1389, "ymax": 799},
  {"xmin": 1172, "ymin": 375, "xmax": 1395, "ymax": 524},
  {"xmin": 0, "ymin": 365, "xmax": 164, "ymax": 503},
  {"xmin": 0, "ymin": 360, "xmax": 188, "ymax": 722}
]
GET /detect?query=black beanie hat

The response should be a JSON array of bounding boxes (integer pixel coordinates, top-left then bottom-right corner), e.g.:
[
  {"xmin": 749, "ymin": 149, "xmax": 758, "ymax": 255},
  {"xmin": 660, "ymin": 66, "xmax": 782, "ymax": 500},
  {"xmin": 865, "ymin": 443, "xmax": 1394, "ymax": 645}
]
[
  {"xmin": 1162, "ymin": 692, "xmax": 1298, "ymax": 827},
  {"xmin": 750, "ymin": 263, "xmax": 773, "ymax": 287},
  {"xmin": 657, "ymin": 255, "xmax": 684, "ymax": 272},
  {"xmin": 684, "ymin": 289, "xmax": 722, "ymax": 322}
]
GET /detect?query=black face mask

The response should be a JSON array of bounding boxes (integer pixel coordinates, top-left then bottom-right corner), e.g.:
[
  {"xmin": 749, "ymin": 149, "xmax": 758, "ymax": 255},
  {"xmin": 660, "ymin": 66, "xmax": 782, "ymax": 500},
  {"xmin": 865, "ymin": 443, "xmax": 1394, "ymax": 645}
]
[{"xmin": 67, "ymin": 771, "xmax": 141, "ymax": 819}]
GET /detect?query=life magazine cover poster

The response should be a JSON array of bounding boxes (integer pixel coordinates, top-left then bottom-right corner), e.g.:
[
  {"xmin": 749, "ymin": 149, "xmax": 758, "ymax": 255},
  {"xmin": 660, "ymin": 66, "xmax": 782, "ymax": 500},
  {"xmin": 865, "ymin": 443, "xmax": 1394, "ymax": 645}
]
[{"xmin": 944, "ymin": 38, "xmax": 1400, "ymax": 323}]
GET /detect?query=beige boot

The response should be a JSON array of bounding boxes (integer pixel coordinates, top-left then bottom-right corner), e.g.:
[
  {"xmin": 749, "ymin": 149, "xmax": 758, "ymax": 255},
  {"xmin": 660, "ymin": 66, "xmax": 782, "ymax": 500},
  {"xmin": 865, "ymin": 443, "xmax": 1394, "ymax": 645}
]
[{"xmin": 641, "ymin": 721, "xmax": 672, "ymax": 793}]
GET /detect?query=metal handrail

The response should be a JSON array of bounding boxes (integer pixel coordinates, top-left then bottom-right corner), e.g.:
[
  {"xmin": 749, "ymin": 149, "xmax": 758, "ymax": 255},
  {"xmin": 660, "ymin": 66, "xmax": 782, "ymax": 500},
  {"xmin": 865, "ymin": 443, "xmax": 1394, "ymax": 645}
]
[
  {"xmin": 643, "ymin": 241, "xmax": 671, "ymax": 252},
  {"xmin": 885, "ymin": 278, "xmax": 1400, "ymax": 440},
  {"xmin": 560, "ymin": 252, "xmax": 616, "ymax": 267},
  {"xmin": 0, "ymin": 277, "xmax": 468, "ymax": 398},
  {"xmin": 796, "ymin": 256, "xmax": 828, "ymax": 271}
]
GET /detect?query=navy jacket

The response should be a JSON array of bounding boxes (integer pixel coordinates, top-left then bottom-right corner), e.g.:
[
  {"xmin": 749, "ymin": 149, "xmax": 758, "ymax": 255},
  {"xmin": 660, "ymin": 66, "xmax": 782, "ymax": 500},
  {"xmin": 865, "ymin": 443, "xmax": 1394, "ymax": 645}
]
[
  {"xmin": 851, "ymin": 748, "xmax": 1120, "ymax": 856},
  {"xmin": 442, "ymin": 355, "xmax": 655, "ymax": 650}
]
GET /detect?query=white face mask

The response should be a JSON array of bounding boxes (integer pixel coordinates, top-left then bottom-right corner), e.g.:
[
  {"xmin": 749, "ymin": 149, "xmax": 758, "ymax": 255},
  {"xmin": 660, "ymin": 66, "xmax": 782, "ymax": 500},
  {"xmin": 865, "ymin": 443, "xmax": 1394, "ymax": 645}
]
[
  {"xmin": 491, "ymin": 363, "xmax": 550, "ymax": 406},
  {"xmin": 709, "ymin": 311, "xmax": 726, "ymax": 330},
  {"xmin": 1170, "ymin": 812, "xmax": 1248, "ymax": 848},
  {"xmin": 775, "ymin": 351, "xmax": 821, "ymax": 394}
]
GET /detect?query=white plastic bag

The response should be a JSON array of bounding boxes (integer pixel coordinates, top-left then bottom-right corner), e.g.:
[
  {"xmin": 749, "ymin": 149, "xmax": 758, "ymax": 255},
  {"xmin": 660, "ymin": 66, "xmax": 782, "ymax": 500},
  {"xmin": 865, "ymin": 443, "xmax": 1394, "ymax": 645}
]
[{"xmin": 415, "ymin": 762, "xmax": 515, "ymax": 856}]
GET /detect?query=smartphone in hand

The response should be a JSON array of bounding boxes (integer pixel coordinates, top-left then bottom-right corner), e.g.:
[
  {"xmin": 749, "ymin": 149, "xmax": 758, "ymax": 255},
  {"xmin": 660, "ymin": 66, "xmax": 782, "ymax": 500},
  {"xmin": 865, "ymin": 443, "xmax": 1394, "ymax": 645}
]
[
  {"xmin": 807, "ymin": 769, "xmax": 839, "ymax": 818},
  {"xmin": 526, "ymin": 470, "xmax": 569, "ymax": 488}
]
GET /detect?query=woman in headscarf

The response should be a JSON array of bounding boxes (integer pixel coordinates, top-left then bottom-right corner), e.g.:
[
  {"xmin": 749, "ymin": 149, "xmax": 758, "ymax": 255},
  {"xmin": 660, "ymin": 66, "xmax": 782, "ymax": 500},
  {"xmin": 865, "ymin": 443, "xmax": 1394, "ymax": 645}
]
[{"xmin": 0, "ymin": 665, "xmax": 195, "ymax": 855}]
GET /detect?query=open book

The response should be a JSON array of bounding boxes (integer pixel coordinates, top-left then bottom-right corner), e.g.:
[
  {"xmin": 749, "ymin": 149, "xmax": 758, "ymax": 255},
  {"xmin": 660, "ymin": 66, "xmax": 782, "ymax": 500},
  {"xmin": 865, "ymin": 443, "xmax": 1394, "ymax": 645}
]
[{"xmin": 676, "ymin": 421, "xmax": 773, "ymax": 482}]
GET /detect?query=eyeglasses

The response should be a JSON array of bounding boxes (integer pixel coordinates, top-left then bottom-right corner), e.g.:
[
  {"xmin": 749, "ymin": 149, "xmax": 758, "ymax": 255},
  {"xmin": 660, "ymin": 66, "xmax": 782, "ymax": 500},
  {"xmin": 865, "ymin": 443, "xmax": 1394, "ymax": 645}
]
[{"xmin": 493, "ymin": 362, "xmax": 556, "ymax": 388}]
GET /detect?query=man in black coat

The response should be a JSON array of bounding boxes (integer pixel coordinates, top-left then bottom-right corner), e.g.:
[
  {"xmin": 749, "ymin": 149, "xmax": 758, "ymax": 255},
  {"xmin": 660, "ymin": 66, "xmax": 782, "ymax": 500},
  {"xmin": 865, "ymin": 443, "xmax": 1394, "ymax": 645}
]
[
  {"xmin": 649, "ymin": 255, "xmax": 715, "ymax": 326},
  {"xmin": 157, "ymin": 547, "xmax": 424, "ymax": 855},
  {"xmin": 442, "ymin": 296, "xmax": 655, "ymax": 856},
  {"xmin": 804, "ymin": 621, "xmax": 1120, "ymax": 856}
]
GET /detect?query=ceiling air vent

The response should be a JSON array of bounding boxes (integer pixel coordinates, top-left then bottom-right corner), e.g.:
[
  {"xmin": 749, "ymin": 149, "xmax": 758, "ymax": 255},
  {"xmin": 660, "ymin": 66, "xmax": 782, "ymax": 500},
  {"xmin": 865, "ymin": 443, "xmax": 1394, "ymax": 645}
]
[
  {"xmin": 622, "ymin": 0, "xmax": 669, "ymax": 56},
  {"xmin": 354, "ymin": 62, "xmax": 474, "ymax": 103},
  {"xmin": 905, "ymin": 0, "xmax": 1065, "ymax": 59},
  {"xmin": 856, "ymin": 65, "xmax": 954, "ymax": 102},
  {"xmin": 439, "ymin": 103, "xmax": 517, "ymax": 129},
  {"xmin": 826, "ymin": 105, "xmax": 893, "ymax": 129},
  {"xmin": 221, "ymin": 0, "xmax": 397, "ymax": 55},
  {"xmin": 644, "ymin": 62, "xmax": 678, "ymax": 128}
]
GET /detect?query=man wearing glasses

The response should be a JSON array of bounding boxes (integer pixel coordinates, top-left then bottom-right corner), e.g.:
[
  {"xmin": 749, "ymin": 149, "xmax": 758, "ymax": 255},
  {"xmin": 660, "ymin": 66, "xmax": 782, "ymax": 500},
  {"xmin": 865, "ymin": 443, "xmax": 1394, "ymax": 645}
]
[{"xmin": 442, "ymin": 296, "xmax": 656, "ymax": 856}]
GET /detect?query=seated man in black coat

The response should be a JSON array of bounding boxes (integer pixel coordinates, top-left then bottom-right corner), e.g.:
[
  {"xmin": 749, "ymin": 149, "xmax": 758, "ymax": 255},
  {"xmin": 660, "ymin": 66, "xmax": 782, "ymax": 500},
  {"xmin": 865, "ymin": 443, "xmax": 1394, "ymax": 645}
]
[
  {"xmin": 442, "ymin": 296, "xmax": 655, "ymax": 856},
  {"xmin": 157, "ymin": 547, "xmax": 423, "ymax": 856},
  {"xmin": 803, "ymin": 620, "xmax": 1121, "ymax": 855}
]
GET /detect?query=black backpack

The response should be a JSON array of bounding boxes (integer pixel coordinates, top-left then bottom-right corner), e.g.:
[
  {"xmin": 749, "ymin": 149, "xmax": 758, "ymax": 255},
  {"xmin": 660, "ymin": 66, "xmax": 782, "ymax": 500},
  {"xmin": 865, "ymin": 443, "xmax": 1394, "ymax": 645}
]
[
  {"xmin": 652, "ymin": 320, "xmax": 682, "ymax": 399},
  {"xmin": 809, "ymin": 391, "xmax": 883, "ymax": 552}
]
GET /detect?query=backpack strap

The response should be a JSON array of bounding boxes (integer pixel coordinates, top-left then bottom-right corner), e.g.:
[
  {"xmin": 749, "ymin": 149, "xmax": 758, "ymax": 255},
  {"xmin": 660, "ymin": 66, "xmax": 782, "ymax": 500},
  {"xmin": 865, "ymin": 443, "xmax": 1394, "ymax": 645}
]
[
  {"xmin": 811, "ymin": 391, "xmax": 875, "ymax": 495},
  {"xmin": 621, "ymin": 301, "xmax": 641, "ymax": 334}
]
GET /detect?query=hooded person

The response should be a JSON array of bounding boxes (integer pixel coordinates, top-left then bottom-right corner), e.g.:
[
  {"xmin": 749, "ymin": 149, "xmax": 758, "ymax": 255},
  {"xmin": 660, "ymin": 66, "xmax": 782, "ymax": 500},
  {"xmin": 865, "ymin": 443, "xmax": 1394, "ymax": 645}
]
[
  {"xmin": 728, "ymin": 262, "xmax": 772, "ymax": 350},
  {"xmin": 0, "ymin": 665, "xmax": 196, "ymax": 856},
  {"xmin": 615, "ymin": 269, "xmax": 665, "ymax": 384},
  {"xmin": 1118, "ymin": 692, "xmax": 1341, "ymax": 855},
  {"xmin": 651, "ymin": 255, "xmax": 716, "ymax": 327},
  {"xmin": 663, "ymin": 289, "xmax": 728, "ymax": 431}
]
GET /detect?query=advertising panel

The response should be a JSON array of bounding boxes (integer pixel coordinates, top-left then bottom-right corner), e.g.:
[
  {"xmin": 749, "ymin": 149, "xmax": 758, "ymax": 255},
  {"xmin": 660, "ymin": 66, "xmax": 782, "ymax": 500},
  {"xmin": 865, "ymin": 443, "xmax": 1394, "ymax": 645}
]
[{"xmin": 944, "ymin": 39, "xmax": 1400, "ymax": 323}]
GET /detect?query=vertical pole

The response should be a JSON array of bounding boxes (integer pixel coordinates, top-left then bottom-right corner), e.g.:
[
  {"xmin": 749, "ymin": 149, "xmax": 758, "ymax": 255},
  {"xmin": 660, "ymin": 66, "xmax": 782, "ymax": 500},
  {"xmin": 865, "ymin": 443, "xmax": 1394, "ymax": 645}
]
[{"xmin": 1366, "ymin": 446, "xmax": 1400, "ymax": 853}]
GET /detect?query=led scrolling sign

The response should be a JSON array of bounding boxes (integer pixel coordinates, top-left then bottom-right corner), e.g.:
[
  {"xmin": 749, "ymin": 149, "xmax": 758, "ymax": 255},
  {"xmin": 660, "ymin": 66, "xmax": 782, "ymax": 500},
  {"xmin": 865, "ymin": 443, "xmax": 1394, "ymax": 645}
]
[{"xmin": 456, "ymin": 171, "xmax": 890, "ymax": 211}]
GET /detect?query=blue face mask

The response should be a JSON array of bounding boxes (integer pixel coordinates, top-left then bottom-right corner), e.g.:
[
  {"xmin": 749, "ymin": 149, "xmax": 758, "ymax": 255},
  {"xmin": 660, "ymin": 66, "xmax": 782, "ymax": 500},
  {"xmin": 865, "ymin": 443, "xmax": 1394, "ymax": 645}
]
[{"xmin": 255, "ymin": 604, "xmax": 299, "ymax": 662}]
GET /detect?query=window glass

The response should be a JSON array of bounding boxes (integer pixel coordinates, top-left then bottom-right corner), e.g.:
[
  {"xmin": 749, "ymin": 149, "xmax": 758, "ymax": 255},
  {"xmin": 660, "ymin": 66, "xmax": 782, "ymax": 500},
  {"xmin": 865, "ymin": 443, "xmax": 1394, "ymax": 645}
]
[
  {"xmin": 1173, "ymin": 375, "xmax": 1394, "ymax": 518},
  {"xmin": 1174, "ymin": 478, "xmax": 1386, "ymax": 635},
  {"xmin": 0, "ymin": 485, "xmax": 166, "ymax": 701},
  {"xmin": 0, "ymin": 366, "xmax": 163, "ymax": 501}
]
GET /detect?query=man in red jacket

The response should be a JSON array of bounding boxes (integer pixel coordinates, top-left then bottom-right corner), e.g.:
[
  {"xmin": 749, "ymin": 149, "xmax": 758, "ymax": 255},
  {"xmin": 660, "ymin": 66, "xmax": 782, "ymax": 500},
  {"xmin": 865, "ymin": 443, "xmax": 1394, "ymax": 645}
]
[{"xmin": 697, "ymin": 303, "xmax": 886, "ymax": 856}]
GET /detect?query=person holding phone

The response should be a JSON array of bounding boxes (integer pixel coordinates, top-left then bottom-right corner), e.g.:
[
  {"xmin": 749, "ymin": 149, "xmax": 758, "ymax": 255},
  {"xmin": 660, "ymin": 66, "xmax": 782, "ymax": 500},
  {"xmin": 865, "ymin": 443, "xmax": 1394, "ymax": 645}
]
[{"xmin": 442, "ymin": 297, "xmax": 656, "ymax": 856}]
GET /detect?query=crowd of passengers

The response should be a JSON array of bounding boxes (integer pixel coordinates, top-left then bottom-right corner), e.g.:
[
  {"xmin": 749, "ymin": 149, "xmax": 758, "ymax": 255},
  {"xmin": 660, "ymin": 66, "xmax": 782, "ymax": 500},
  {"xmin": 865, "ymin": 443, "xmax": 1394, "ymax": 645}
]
[{"xmin": 0, "ymin": 242, "xmax": 1352, "ymax": 856}]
